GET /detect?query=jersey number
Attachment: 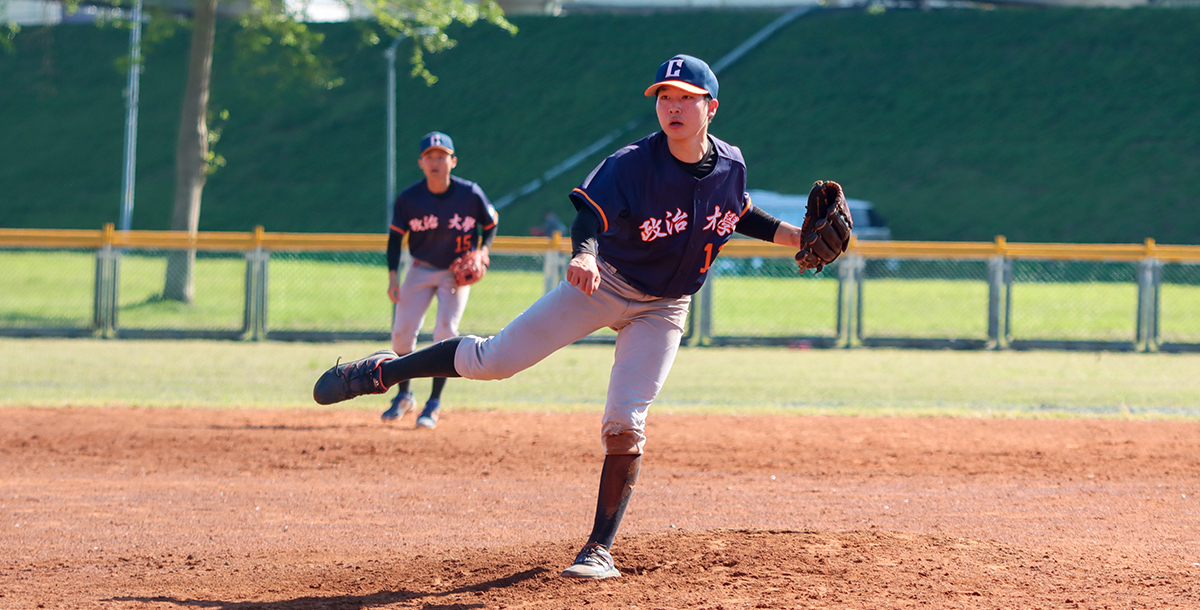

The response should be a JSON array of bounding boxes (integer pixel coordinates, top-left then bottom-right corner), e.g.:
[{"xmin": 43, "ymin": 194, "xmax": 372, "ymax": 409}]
[
  {"xmin": 455, "ymin": 235, "xmax": 473, "ymax": 253},
  {"xmin": 699, "ymin": 242, "xmax": 723, "ymax": 274}
]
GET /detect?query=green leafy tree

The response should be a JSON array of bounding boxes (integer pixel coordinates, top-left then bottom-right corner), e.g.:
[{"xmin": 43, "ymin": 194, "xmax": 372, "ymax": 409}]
[{"xmin": 2, "ymin": 0, "xmax": 515, "ymax": 303}]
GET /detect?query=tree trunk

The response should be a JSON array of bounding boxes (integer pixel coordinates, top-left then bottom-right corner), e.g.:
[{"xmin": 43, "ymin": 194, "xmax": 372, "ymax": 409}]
[{"xmin": 163, "ymin": 0, "xmax": 218, "ymax": 304}]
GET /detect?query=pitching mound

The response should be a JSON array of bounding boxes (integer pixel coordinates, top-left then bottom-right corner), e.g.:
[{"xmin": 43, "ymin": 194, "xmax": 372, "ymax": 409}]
[{"xmin": 3, "ymin": 407, "xmax": 1197, "ymax": 609}]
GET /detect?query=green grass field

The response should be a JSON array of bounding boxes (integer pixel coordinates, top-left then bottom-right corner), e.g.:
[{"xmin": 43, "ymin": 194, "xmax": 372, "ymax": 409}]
[
  {"xmin": 1009, "ymin": 282, "xmax": 1138, "ymax": 341},
  {"xmin": 2, "ymin": 338, "xmax": 1198, "ymax": 419},
  {"xmin": 709, "ymin": 275, "xmax": 841, "ymax": 337},
  {"xmin": 1161, "ymin": 283, "xmax": 1200, "ymax": 343},
  {"xmin": 1, "ymin": 250, "xmax": 96, "ymax": 326},
  {"xmin": 859, "ymin": 279, "xmax": 990, "ymax": 339},
  {"xmin": 115, "ymin": 253, "xmax": 249, "ymax": 330},
  {"xmin": 7, "ymin": 250, "xmax": 1200, "ymax": 342}
]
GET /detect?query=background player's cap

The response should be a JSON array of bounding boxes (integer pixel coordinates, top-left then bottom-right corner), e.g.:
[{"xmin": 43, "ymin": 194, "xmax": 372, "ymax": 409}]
[
  {"xmin": 643, "ymin": 54, "xmax": 718, "ymax": 100},
  {"xmin": 419, "ymin": 132, "xmax": 455, "ymax": 156}
]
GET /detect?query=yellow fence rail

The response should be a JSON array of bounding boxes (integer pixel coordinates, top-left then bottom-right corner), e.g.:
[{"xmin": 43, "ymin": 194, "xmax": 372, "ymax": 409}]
[
  {"xmin": 4, "ymin": 225, "xmax": 1200, "ymax": 262},
  {"xmin": 0, "ymin": 225, "xmax": 561, "ymax": 254}
]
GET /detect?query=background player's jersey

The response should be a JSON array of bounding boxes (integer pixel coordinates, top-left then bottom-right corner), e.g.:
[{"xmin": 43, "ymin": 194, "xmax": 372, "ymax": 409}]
[
  {"xmin": 390, "ymin": 175, "xmax": 498, "ymax": 269},
  {"xmin": 570, "ymin": 132, "xmax": 750, "ymax": 298}
]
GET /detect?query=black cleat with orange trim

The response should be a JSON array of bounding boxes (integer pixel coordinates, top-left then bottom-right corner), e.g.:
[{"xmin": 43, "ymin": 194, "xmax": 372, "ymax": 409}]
[{"xmin": 313, "ymin": 350, "xmax": 398, "ymax": 405}]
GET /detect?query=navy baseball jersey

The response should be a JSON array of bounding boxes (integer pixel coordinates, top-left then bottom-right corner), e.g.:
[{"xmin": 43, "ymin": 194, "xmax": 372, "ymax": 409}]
[
  {"xmin": 570, "ymin": 132, "xmax": 750, "ymax": 298},
  {"xmin": 390, "ymin": 175, "xmax": 498, "ymax": 269}
]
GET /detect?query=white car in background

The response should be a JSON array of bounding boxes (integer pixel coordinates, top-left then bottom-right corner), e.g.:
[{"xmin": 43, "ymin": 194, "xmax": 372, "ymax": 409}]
[{"xmin": 747, "ymin": 189, "xmax": 891, "ymax": 241}]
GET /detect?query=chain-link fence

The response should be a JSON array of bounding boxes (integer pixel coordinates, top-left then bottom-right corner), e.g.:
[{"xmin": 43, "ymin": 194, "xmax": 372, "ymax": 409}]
[
  {"xmin": 263, "ymin": 251, "xmax": 391, "ymax": 341},
  {"xmin": 0, "ymin": 248, "xmax": 97, "ymax": 337},
  {"xmin": 1154, "ymin": 261, "xmax": 1200, "ymax": 351},
  {"xmin": 109, "ymin": 249, "xmax": 252, "ymax": 339},
  {"xmin": 3, "ymin": 228, "xmax": 1199, "ymax": 352},
  {"xmin": 854, "ymin": 258, "xmax": 995, "ymax": 349},
  {"xmin": 1006, "ymin": 259, "xmax": 1143, "ymax": 350},
  {"xmin": 702, "ymin": 256, "xmax": 842, "ymax": 346}
]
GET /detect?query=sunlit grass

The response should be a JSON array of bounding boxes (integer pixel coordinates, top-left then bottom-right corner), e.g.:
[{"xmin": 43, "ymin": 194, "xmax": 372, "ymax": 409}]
[
  {"xmin": 709, "ymin": 275, "xmax": 840, "ymax": 337},
  {"xmin": 1008, "ymin": 282, "xmax": 1139, "ymax": 342},
  {"xmin": 115, "ymin": 254, "xmax": 248, "ymax": 330},
  {"xmin": 2, "ymin": 338, "xmax": 1198, "ymax": 419},
  {"xmin": 0, "ymin": 251, "xmax": 95, "ymax": 326},
  {"xmin": 1159, "ymin": 282, "xmax": 1200, "ymax": 343},
  {"xmin": 859, "ymin": 279, "xmax": 989, "ymax": 339}
]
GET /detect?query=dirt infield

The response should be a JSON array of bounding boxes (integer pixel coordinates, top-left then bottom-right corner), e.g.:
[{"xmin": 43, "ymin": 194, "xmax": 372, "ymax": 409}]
[{"xmin": 3, "ymin": 406, "xmax": 1198, "ymax": 609}]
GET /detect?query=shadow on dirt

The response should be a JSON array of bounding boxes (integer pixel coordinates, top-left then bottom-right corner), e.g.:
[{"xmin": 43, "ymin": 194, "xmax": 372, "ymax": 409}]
[
  {"xmin": 144, "ymin": 424, "xmax": 377, "ymax": 432},
  {"xmin": 105, "ymin": 566, "xmax": 549, "ymax": 609}
]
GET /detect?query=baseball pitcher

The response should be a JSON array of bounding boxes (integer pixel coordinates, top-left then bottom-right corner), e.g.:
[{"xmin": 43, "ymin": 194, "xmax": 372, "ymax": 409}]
[{"xmin": 314, "ymin": 55, "xmax": 850, "ymax": 578}]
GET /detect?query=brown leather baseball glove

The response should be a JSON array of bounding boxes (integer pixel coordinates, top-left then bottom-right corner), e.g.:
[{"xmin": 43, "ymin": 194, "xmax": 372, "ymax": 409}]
[
  {"xmin": 795, "ymin": 180, "xmax": 854, "ymax": 273},
  {"xmin": 449, "ymin": 249, "xmax": 489, "ymax": 288}
]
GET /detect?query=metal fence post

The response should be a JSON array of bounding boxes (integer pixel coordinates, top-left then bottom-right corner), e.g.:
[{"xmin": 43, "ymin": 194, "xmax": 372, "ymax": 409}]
[
  {"xmin": 109, "ymin": 249, "xmax": 122, "ymax": 338},
  {"xmin": 1151, "ymin": 259, "xmax": 1161, "ymax": 351},
  {"xmin": 1136, "ymin": 259, "xmax": 1146, "ymax": 350},
  {"xmin": 1003, "ymin": 258, "xmax": 1014, "ymax": 346},
  {"xmin": 987, "ymin": 255, "xmax": 1004, "ymax": 349},
  {"xmin": 92, "ymin": 247, "xmax": 104, "ymax": 333},
  {"xmin": 543, "ymin": 243, "xmax": 562, "ymax": 295},
  {"xmin": 242, "ymin": 248, "xmax": 269, "ymax": 341},
  {"xmin": 93, "ymin": 245, "xmax": 114, "ymax": 337},
  {"xmin": 92, "ymin": 224, "xmax": 119, "ymax": 338},
  {"xmin": 836, "ymin": 256, "xmax": 854, "ymax": 348},
  {"xmin": 256, "ymin": 250, "xmax": 270, "ymax": 340},
  {"xmin": 242, "ymin": 251, "xmax": 256, "ymax": 339},
  {"xmin": 254, "ymin": 226, "xmax": 269, "ymax": 340},
  {"xmin": 852, "ymin": 254, "xmax": 865, "ymax": 348},
  {"xmin": 698, "ymin": 273, "xmax": 713, "ymax": 346},
  {"xmin": 1136, "ymin": 257, "xmax": 1158, "ymax": 352}
]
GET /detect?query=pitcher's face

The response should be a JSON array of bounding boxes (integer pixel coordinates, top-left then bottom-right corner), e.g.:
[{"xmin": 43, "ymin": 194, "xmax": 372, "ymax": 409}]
[{"xmin": 655, "ymin": 85, "xmax": 718, "ymax": 142}]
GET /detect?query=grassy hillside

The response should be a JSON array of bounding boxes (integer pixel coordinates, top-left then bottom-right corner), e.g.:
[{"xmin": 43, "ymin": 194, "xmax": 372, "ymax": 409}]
[
  {"xmin": 724, "ymin": 8, "xmax": 1200, "ymax": 244},
  {"xmin": 1, "ymin": 7, "xmax": 1198, "ymax": 244}
]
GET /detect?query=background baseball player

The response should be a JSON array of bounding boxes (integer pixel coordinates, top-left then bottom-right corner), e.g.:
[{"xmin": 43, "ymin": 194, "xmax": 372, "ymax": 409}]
[
  {"xmin": 315, "ymin": 55, "xmax": 849, "ymax": 577},
  {"xmin": 382, "ymin": 131, "xmax": 498, "ymax": 428}
]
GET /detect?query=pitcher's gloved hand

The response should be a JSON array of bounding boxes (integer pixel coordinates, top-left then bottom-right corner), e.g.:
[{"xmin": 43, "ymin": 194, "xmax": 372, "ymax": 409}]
[{"xmin": 795, "ymin": 180, "xmax": 853, "ymax": 273}]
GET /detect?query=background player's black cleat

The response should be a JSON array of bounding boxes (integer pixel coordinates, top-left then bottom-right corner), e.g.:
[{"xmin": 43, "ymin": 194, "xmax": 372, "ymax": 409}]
[{"xmin": 313, "ymin": 350, "xmax": 398, "ymax": 405}]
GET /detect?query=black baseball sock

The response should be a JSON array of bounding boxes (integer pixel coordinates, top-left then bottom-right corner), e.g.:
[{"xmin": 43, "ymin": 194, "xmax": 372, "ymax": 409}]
[
  {"xmin": 393, "ymin": 379, "xmax": 412, "ymax": 396},
  {"xmin": 429, "ymin": 377, "xmax": 447, "ymax": 401},
  {"xmin": 587, "ymin": 453, "xmax": 641, "ymax": 550},
  {"xmin": 381, "ymin": 337, "xmax": 463, "ymax": 387}
]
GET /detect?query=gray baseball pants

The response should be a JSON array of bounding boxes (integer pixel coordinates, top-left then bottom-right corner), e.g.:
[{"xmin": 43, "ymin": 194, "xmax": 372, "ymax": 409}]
[
  {"xmin": 454, "ymin": 260, "xmax": 690, "ymax": 455},
  {"xmin": 393, "ymin": 260, "xmax": 470, "ymax": 355}
]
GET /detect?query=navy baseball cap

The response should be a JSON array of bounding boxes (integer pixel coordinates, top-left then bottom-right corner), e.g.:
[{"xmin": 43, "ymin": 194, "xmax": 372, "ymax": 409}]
[
  {"xmin": 419, "ymin": 131, "xmax": 455, "ymax": 156},
  {"xmin": 643, "ymin": 54, "xmax": 718, "ymax": 100}
]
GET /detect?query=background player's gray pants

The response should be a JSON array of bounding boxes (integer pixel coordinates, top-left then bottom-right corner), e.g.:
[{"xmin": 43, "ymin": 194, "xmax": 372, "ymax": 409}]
[
  {"xmin": 455, "ymin": 261, "xmax": 689, "ymax": 455},
  {"xmin": 393, "ymin": 261, "xmax": 469, "ymax": 355}
]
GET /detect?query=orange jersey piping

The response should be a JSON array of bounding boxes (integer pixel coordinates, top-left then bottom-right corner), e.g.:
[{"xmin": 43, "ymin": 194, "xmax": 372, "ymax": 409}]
[{"xmin": 572, "ymin": 188, "xmax": 609, "ymax": 233}]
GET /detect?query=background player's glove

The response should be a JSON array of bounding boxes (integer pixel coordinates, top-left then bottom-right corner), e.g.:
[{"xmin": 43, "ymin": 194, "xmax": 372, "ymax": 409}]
[
  {"xmin": 449, "ymin": 249, "xmax": 489, "ymax": 288},
  {"xmin": 795, "ymin": 180, "xmax": 854, "ymax": 274}
]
